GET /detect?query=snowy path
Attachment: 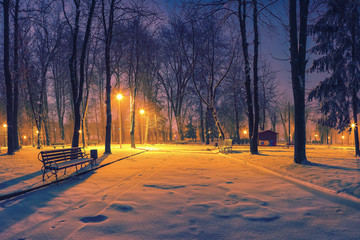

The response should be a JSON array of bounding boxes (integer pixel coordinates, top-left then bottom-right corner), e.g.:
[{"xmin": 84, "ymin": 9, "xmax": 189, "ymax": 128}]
[{"xmin": 0, "ymin": 148, "xmax": 359, "ymax": 239}]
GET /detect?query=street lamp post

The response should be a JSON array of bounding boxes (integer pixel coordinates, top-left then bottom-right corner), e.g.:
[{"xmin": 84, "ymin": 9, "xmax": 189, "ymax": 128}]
[
  {"xmin": 315, "ymin": 134, "xmax": 318, "ymax": 143},
  {"xmin": 117, "ymin": 94, "xmax": 123, "ymax": 148},
  {"xmin": 342, "ymin": 135, "xmax": 345, "ymax": 145},
  {"xmin": 36, "ymin": 130, "xmax": 39, "ymax": 148},
  {"xmin": 140, "ymin": 109, "xmax": 145, "ymax": 144},
  {"xmin": 3, "ymin": 124, "xmax": 7, "ymax": 147},
  {"xmin": 351, "ymin": 123, "xmax": 356, "ymax": 146}
]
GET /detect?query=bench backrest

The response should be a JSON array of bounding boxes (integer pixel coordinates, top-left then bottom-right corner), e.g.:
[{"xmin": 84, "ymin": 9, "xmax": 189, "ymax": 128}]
[{"xmin": 38, "ymin": 147, "xmax": 84, "ymax": 165}]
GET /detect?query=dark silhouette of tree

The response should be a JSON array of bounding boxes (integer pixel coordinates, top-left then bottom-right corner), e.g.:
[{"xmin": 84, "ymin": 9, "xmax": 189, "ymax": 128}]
[
  {"xmin": 62, "ymin": 0, "xmax": 96, "ymax": 148},
  {"xmin": 289, "ymin": 0, "xmax": 310, "ymax": 164},
  {"xmin": 102, "ymin": 0, "xmax": 116, "ymax": 154},
  {"xmin": 308, "ymin": 0, "xmax": 360, "ymax": 156},
  {"xmin": 237, "ymin": 0, "xmax": 260, "ymax": 154},
  {"xmin": 2, "ymin": 0, "xmax": 15, "ymax": 154}
]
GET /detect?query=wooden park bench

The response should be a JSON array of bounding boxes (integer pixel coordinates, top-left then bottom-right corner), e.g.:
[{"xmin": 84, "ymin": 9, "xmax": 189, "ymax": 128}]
[
  {"xmin": 51, "ymin": 142, "xmax": 65, "ymax": 149},
  {"xmin": 218, "ymin": 139, "xmax": 233, "ymax": 154},
  {"xmin": 38, "ymin": 147, "xmax": 96, "ymax": 184},
  {"xmin": 286, "ymin": 142, "xmax": 294, "ymax": 148},
  {"xmin": 88, "ymin": 141, "xmax": 98, "ymax": 146}
]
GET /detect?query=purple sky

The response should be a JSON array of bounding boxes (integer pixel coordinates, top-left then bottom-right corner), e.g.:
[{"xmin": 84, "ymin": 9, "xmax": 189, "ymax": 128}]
[{"xmin": 160, "ymin": 0, "xmax": 327, "ymax": 102}]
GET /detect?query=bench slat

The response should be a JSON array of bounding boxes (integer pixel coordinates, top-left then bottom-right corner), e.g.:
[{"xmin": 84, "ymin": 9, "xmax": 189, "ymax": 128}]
[
  {"xmin": 40, "ymin": 147, "xmax": 81, "ymax": 154},
  {"xmin": 42, "ymin": 152, "xmax": 82, "ymax": 160}
]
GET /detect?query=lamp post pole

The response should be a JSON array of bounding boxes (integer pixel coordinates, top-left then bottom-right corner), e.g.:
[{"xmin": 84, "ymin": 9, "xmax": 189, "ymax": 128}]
[
  {"xmin": 3, "ymin": 124, "xmax": 7, "ymax": 147},
  {"xmin": 117, "ymin": 94, "xmax": 123, "ymax": 148},
  {"xmin": 140, "ymin": 109, "xmax": 145, "ymax": 144}
]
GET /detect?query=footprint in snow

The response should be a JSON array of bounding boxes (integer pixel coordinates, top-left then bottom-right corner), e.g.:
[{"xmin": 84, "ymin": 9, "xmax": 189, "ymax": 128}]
[
  {"xmin": 143, "ymin": 184, "xmax": 186, "ymax": 190},
  {"xmin": 79, "ymin": 215, "xmax": 108, "ymax": 223},
  {"xmin": 110, "ymin": 202, "xmax": 134, "ymax": 212},
  {"xmin": 50, "ymin": 220, "xmax": 66, "ymax": 229},
  {"xmin": 211, "ymin": 202, "xmax": 280, "ymax": 222}
]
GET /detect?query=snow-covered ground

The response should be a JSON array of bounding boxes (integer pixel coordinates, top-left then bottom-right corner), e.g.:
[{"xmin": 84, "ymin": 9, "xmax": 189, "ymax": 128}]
[{"xmin": 0, "ymin": 144, "xmax": 359, "ymax": 239}]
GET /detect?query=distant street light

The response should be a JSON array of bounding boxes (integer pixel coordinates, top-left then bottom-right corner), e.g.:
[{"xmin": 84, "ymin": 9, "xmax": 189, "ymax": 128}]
[
  {"xmin": 140, "ymin": 109, "xmax": 145, "ymax": 115},
  {"xmin": 116, "ymin": 94, "xmax": 123, "ymax": 148},
  {"xmin": 243, "ymin": 130, "xmax": 247, "ymax": 135},
  {"xmin": 351, "ymin": 123, "xmax": 356, "ymax": 129},
  {"xmin": 342, "ymin": 135, "xmax": 345, "ymax": 145},
  {"xmin": 315, "ymin": 134, "xmax": 318, "ymax": 142}
]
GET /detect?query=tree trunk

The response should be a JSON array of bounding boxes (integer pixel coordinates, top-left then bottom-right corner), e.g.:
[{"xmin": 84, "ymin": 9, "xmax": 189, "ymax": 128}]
[
  {"xmin": 352, "ymin": 84, "xmax": 360, "ymax": 156},
  {"xmin": 3, "ymin": 0, "xmax": 15, "ymax": 155},
  {"xmin": 205, "ymin": 106, "xmax": 210, "ymax": 145},
  {"xmin": 13, "ymin": 0, "xmax": 20, "ymax": 151},
  {"xmin": 280, "ymin": 112, "xmax": 288, "ymax": 142},
  {"xmin": 130, "ymin": 91, "xmax": 136, "ymax": 148},
  {"xmin": 289, "ymin": 0, "xmax": 309, "ymax": 164},
  {"xmin": 104, "ymin": 0, "xmax": 116, "ymax": 154},
  {"xmin": 70, "ymin": 0, "xmax": 96, "ymax": 148},
  {"xmin": 233, "ymin": 88, "xmax": 240, "ymax": 144},
  {"xmin": 211, "ymin": 107, "xmax": 224, "ymax": 140},
  {"xmin": 105, "ymin": 75, "xmax": 112, "ymax": 152},
  {"xmin": 175, "ymin": 114, "xmax": 184, "ymax": 141},
  {"xmin": 238, "ymin": 0, "xmax": 255, "ymax": 152},
  {"xmin": 72, "ymin": 102, "xmax": 81, "ymax": 147},
  {"xmin": 350, "ymin": 18, "xmax": 360, "ymax": 156},
  {"xmin": 199, "ymin": 100, "xmax": 205, "ymax": 142},
  {"xmin": 43, "ymin": 89, "xmax": 50, "ymax": 146},
  {"xmin": 251, "ymin": 0, "xmax": 259, "ymax": 154},
  {"xmin": 168, "ymin": 99, "xmax": 172, "ymax": 141}
]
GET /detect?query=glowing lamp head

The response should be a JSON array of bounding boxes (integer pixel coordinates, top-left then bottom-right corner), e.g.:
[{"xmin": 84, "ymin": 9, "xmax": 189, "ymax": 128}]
[
  {"xmin": 116, "ymin": 94, "xmax": 123, "ymax": 100},
  {"xmin": 342, "ymin": 136, "xmax": 345, "ymax": 139},
  {"xmin": 36, "ymin": 130, "xmax": 39, "ymax": 134},
  {"xmin": 23, "ymin": 136, "xmax": 27, "ymax": 139},
  {"xmin": 3, "ymin": 124, "xmax": 7, "ymax": 128},
  {"xmin": 243, "ymin": 130, "xmax": 247, "ymax": 134},
  {"xmin": 351, "ymin": 123, "xmax": 356, "ymax": 128},
  {"xmin": 315, "ymin": 134, "xmax": 318, "ymax": 137},
  {"xmin": 140, "ymin": 109, "xmax": 145, "ymax": 114},
  {"xmin": 79, "ymin": 130, "xmax": 82, "ymax": 133}
]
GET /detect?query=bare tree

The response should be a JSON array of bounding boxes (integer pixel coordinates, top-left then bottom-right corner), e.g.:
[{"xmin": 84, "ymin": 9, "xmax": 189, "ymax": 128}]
[
  {"xmin": 237, "ymin": 0, "xmax": 260, "ymax": 154},
  {"xmin": 2, "ymin": 0, "xmax": 15, "ymax": 154},
  {"xmin": 258, "ymin": 61, "xmax": 280, "ymax": 131},
  {"xmin": 101, "ymin": 0, "xmax": 117, "ymax": 153},
  {"xmin": 62, "ymin": 0, "xmax": 96, "ymax": 148},
  {"xmin": 192, "ymin": 17, "xmax": 235, "ymax": 141},
  {"xmin": 289, "ymin": 0, "xmax": 310, "ymax": 164},
  {"xmin": 157, "ymin": 17, "xmax": 193, "ymax": 141}
]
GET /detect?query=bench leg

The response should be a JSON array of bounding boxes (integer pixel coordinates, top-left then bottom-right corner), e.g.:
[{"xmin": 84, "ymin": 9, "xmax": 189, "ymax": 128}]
[
  {"xmin": 55, "ymin": 171, "xmax": 59, "ymax": 186},
  {"xmin": 41, "ymin": 166, "xmax": 46, "ymax": 182}
]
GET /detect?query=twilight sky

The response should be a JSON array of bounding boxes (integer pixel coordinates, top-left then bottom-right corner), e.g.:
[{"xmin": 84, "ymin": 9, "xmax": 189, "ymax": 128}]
[{"xmin": 160, "ymin": 0, "xmax": 327, "ymax": 102}]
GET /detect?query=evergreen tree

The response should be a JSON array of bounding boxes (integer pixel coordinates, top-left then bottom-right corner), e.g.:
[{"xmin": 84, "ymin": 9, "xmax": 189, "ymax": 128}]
[
  {"xmin": 308, "ymin": 0, "xmax": 360, "ymax": 156},
  {"xmin": 185, "ymin": 120, "xmax": 197, "ymax": 142}
]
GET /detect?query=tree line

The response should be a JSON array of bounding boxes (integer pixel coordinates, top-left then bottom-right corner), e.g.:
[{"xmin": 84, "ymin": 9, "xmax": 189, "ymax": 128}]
[{"xmin": 1, "ymin": 0, "xmax": 359, "ymax": 161}]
